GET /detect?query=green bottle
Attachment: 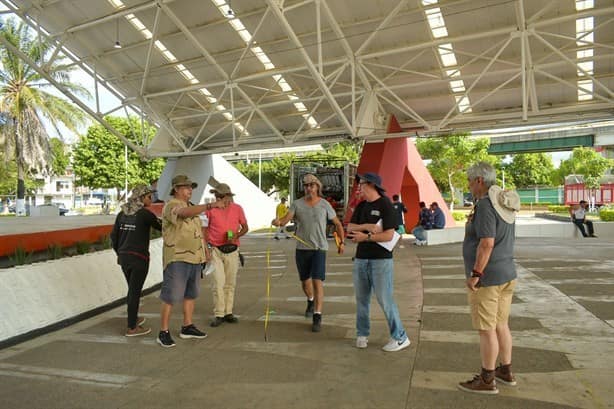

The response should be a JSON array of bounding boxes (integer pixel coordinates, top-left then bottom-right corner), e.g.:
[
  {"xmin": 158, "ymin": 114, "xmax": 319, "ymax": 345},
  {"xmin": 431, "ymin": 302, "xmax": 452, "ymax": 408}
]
[{"xmin": 227, "ymin": 230, "xmax": 234, "ymax": 241}]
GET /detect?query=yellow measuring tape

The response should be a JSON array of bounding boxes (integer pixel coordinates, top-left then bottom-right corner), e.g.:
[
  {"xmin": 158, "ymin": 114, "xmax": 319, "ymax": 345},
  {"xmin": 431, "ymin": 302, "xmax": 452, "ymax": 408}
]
[{"xmin": 264, "ymin": 225, "xmax": 273, "ymax": 342}]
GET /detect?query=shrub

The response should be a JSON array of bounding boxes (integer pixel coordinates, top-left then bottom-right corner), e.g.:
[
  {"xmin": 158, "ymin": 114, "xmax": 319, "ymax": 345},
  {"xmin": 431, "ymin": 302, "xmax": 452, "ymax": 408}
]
[
  {"xmin": 599, "ymin": 207, "xmax": 614, "ymax": 221},
  {"xmin": 452, "ymin": 211, "xmax": 466, "ymax": 221},
  {"xmin": 548, "ymin": 205, "xmax": 569, "ymax": 213},
  {"xmin": 47, "ymin": 243, "xmax": 64, "ymax": 260},
  {"xmin": 9, "ymin": 246, "xmax": 33, "ymax": 265},
  {"xmin": 99, "ymin": 234, "xmax": 112, "ymax": 249},
  {"xmin": 75, "ymin": 241, "xmax": 91, "ymax": 255}
]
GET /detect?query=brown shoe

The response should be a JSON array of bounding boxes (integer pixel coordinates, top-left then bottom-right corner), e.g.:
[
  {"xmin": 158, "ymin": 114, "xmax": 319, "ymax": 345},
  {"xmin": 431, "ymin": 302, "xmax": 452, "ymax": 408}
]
[
  {"xmin": 125, "ymin": 325, "xmax": 151, "ymax": 337},
  {"xmin": 457, "ymin": 374, "xmax": 499, "ymax": 395},
  {"xmin": 495, "ymin": 364, "xmax": 517, "ymax": 386},
  {"xmin": 137, "ymin": 316, "xmax": 146, "ymax": 326}
]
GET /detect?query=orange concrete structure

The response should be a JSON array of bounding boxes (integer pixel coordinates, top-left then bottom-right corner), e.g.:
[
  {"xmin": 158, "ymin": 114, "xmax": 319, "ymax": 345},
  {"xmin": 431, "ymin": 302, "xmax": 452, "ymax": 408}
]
[
  {"xmin": 0, "ymin": 224, "xmax": 113, "ymax": 257},
  {"xmin": 345, "ymin": 115, "xmax": 454, "ymax": 229}
]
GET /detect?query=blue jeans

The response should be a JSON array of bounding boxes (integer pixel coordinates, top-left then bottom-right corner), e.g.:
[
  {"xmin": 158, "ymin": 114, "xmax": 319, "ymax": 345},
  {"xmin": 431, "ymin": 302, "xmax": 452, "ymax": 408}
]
[
  {"xmin": 412, "ymin": 226, "xmax": 426, "ymax": 241},
  {"xmin": 352, "ymin": 258, "xmax": 407, "ymax": 341}
]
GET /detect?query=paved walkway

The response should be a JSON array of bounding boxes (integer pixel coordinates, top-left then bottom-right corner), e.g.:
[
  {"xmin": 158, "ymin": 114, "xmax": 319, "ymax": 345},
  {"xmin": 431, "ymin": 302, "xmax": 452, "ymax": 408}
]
[{"xmin": 0, "ymin": 234, "xmax": 612, "ymax": 409}]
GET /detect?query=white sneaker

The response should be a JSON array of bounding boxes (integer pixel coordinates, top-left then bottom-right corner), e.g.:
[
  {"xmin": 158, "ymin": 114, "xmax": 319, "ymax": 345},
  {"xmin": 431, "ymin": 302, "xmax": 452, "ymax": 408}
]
[
  {"xmin": 382, "ymin": 337, "xmax": 411, "ymax": 352},
  {"xmin": 356, "ymin": 336, "xmax": 368, "ymax": 349}
]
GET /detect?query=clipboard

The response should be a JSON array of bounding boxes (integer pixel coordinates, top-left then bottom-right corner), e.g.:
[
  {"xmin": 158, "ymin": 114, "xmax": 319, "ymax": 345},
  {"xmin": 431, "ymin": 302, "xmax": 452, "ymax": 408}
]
[{"xmin": 375, "ymin": 219, "xmax": 401, "ymax": 251}]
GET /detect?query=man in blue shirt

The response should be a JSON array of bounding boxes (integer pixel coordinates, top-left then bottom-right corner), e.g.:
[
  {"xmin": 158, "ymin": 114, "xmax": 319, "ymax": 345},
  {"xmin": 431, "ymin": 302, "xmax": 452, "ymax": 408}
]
[{"xmin": 430, "ymin": 202, "xmax": 446, "ymax": 229}]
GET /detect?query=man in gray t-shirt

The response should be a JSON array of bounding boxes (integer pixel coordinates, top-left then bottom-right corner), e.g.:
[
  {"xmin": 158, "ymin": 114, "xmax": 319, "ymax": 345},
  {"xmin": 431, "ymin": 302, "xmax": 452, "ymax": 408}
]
[
  {"xmin": 458, "ymin": 162, "xmax": 520, "ymax": 396},
  {"xmin": 272, "ymin": 174, "xmax": 344, "ymax": 333}
]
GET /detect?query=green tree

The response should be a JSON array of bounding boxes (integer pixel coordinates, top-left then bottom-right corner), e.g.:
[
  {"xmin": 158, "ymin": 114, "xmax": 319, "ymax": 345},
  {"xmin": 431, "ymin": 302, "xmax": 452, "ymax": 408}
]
[
  {"xmin": 553, "ymin": 147, "xmax": 613, "ymax": 186},
  {"xmin": 505, "ymin": 153, "xmax": 554, "ymax": 187},
  {"xmin": 49, "ymin": 137, "xmax": 70, "ymax": 176},
  {"xmin": 72, "ymin": 116, "xmax": 165, "ymax": 198},
  {"xmin": 416, "ymin": 134, "xmax": 494, "ymax": 209},
  {"xmin": 0, "ymin": 18, "xmax": 89, "ymax": 215}
]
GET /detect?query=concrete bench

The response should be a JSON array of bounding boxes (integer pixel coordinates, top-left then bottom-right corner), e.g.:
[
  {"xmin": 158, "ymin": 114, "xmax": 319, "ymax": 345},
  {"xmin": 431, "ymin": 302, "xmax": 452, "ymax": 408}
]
[{"xmin": 420, "ymin": 220, "xmax": 614, "ymax": 245}]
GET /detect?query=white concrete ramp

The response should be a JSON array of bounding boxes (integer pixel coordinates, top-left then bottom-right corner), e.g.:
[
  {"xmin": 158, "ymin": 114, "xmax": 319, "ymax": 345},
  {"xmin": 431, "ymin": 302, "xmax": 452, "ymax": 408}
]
[{"xmin": 157, "ymin": 154, "xmax": 277, "ymax": 229}]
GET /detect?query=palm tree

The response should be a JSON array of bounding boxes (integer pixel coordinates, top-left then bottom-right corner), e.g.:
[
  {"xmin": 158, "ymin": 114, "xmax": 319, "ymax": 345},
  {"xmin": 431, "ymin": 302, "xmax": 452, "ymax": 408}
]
[{"xmin": 0, "ymin": 17, "xmax": 89, "ymax": 215}]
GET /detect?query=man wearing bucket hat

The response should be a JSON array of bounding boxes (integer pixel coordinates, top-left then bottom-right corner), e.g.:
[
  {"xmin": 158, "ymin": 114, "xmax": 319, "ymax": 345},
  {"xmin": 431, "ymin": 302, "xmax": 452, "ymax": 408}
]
[
  {"xmin": 157, "ymin": 175, "xmax": 225, "ymax": 348},
  {"xmin": 272, "ymin": 173, "xmax": 345, "ymax": 333},
  {"xmin": 111, "ymin": 184, "xmax": 162, "ymax": 337},
  {"xmin": 347, "ymin": 172, "xmax": 410, "ymax": 352},
  {"xmin": 458, "ymin": 162, "xmax": 520, "ymax": 395},
  {"xmin": 204, "ymin": 177, "xmax": 249, "ymax": 328}
]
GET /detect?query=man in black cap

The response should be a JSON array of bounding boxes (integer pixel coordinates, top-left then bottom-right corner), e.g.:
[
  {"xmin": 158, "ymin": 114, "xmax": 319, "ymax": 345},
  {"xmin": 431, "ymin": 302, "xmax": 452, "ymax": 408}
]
[{"xmin": 347, "ymin": 172, "xmax": 410, "ymax": 352}]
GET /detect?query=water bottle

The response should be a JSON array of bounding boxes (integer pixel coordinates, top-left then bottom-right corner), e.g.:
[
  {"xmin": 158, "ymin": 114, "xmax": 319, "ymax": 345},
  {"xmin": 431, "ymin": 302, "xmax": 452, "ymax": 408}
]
[{"xmin": 227, "ymin": 230, "xmax": 234, "ymax": 241}]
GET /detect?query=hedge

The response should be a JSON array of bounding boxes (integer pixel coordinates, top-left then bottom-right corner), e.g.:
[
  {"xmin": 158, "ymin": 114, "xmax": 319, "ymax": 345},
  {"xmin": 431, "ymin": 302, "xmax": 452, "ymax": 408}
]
[{"xmin": 599, "ymin": 207, "xmax": 614, "ymax": 221}]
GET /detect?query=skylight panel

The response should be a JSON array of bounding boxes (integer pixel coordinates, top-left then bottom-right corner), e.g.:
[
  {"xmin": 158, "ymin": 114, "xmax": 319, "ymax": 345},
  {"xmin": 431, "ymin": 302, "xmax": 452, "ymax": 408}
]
[
  {"xmin": 438, "ymin": 44, "xmax": 457, "ymax": 67},
  {"xmin": 578, "ymin": 79, "xmax": 593, "ymax": 101},
  {"xmin": 449, "ymin": 80, "xmax": 465, "ymax": 92},
  {"xmin": 575, "ymin": 0, "xmax": 594, "ymax": 11},
  {"xmin": 575, "ymin": 4, "xmax": 594, "ymax": 101},
  {"xmin": 455, "ymin": 95, "xmax": 472, "ymax": 113},
  {"xmin": 577, "ymin": 61, "xmax": 593, "ymax": 76}
]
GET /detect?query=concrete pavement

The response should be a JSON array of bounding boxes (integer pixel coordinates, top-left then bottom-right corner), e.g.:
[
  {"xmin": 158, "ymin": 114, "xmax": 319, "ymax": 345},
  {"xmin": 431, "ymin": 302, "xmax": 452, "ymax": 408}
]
[{"xmin": 0, "ymin": 233, "xmax": 613, "ymax": 409}]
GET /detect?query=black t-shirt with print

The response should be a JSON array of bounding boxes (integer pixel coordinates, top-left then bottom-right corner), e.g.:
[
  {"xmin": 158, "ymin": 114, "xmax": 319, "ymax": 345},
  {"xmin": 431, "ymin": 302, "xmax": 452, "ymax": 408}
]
[{"xmin": 351, "ymin": 196, "xmax": 397, "ymax": 259}]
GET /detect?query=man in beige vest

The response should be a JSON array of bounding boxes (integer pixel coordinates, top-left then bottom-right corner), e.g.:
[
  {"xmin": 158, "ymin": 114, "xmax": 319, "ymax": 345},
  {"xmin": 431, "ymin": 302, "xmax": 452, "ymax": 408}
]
[{"xmin": 157, "ymin": 175, "xmax": 224, "ymax": 348}]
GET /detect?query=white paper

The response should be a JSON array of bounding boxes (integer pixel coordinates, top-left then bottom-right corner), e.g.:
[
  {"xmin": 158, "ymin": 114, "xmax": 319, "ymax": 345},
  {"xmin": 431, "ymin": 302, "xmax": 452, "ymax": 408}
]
[
  {"xmin": 375, "ymin": 219, "xmax": 401, "ymax": 251},
  {"xmin": 203, "ymin": 262, "xmax": 215, "ymax": 276}
]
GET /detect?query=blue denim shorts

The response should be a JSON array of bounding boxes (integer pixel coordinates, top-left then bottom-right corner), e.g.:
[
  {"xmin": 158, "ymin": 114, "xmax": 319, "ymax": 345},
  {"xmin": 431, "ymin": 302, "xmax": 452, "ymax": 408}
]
[
  {"xmin": 159, "ymin": 261, "xmax": 201, "ymax": 304},
  {"xmin": 295, "ymin": 249, "xmax": 326, "ymax": 281}
]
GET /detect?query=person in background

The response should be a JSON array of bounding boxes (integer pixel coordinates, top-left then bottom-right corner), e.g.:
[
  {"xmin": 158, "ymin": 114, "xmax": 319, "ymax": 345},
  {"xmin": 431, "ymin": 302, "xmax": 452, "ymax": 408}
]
[
  {"xmin": 150, "ymin": 179, "xmax": 164, "ymax": 203},
  {"xmin": 431, "ymin": 201, "xmax": 446, "ymax": 229},
  {"xmin": 272, "ymin": 173, "xmax": 344, "ymax": 333},
  {"xmin": 347, "ymin": 172, "xmax": 411, "ymax": 352},
  {"xmin": 411, "ymin": 201, "xmax": 433, "ymax": 246},
  {"xmin": 569, "ymin": 200, "xmax": 597, "ymax": 238},
  {"xmin": 158, "ymin": 175, "xmax": 224, "ymax": 348},
  {"xmin": 111, "ymin": 185, "xmax": 162, "ymax": 337},
  {"xmin": 458, "ymin": 162, "xmax": 520, "ymax": 395},
  {"xmin": 274, "ymin": 197, "xmax": 290, "ymax": 239},
  {"xmin": 205, "ymin": 181, "xmax": 249, "ymax": 327},
  {"xmin": 392, "ymin": 194, "xmax": 408, "ymax": 234}
]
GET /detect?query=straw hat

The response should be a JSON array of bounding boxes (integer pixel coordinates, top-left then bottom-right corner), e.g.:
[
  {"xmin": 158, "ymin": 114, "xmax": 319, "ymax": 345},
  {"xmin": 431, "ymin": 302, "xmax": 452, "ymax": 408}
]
[{"xmin": 488, "ymin": 185, "xmax": 520, "ymax": 224}]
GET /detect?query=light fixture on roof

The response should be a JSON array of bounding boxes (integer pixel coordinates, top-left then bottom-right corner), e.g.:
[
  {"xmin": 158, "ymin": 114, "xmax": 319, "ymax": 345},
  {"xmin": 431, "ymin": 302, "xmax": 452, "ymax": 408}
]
[
  {"xmin": 226, "ymin": 0, "xmax": 234, "ymax": 18},
  {"xmin": 114, "ymin": 18, "xmax": 122, "ymax": 49}
]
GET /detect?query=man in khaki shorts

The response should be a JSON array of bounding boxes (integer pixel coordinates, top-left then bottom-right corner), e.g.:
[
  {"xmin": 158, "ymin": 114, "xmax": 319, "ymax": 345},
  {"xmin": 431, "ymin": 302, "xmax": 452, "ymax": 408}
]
[{"xmin": 458, "ymin": 162, "xmax": 520, "ymax": 395}]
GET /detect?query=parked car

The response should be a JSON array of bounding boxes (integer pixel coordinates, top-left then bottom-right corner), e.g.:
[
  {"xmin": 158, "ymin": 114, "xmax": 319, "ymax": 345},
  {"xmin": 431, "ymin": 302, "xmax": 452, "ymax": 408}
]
[{"xmin": 52, "ymin": 203, "xmax": 69, "ymax": 216}]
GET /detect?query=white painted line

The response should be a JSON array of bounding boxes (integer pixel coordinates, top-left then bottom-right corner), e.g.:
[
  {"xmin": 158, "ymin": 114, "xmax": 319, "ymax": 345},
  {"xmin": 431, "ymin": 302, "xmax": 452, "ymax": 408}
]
[
  {"xmin": 423, "ymin": 288, "xmax": 465, "ymax": 294},
  {"xmin": 422, "ymin": 305, "xmax": 470, "ymax": 314},
  {"xmin": 422, "ymin": 275, "xmax": 464, "ymax": 280},
  {"xmin": 544, "ymin": 278, "xmax": 614, "ymax": 285},
  {"xmin": 420, "ymin": 264, "xmax": 464, "ymax": 269},
  {"xmin": 0, "ymin": 362, "xmax": 158, "ymax": 389},
  {"xmin": 571, "ymin": 295, "xmax": 614, "ymax": 302}
]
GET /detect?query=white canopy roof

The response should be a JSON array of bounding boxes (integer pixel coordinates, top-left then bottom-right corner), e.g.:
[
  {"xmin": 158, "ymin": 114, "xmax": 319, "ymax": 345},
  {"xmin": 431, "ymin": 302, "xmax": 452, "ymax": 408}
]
[{"xmin": 2, "ymin": 0, "xmax": 613, "ymax": 157}]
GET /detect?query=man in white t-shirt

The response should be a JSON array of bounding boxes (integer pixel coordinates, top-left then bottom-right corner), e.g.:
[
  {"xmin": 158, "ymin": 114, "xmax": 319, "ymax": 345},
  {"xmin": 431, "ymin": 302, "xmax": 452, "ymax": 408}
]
[{"xmin": 569, "ymin": 200, "xmax": 597, "ymax": 238}]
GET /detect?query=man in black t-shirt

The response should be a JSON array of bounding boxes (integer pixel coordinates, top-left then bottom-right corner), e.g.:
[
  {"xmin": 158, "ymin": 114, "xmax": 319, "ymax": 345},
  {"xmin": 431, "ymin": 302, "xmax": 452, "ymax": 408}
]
[{"xmin": 347, "ymin": 172, "xmax": 410, "ymax": 352}]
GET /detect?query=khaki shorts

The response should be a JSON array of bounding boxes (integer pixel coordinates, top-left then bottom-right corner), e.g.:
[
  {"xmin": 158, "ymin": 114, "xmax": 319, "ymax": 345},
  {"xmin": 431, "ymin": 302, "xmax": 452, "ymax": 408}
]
[{"xmin": 468, "ymin": 279, "xmax": 516, "ymax": 331}]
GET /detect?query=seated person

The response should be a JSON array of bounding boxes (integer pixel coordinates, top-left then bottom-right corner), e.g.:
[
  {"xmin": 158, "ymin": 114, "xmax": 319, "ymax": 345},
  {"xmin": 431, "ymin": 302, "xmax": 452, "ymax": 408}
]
[
  {"xmin": 411, "ymin": 202, "xmax": 433, "ymax": 245},
  {"xmin": 430, "ymin": 202, "xmax": 446, "ymax": 229},
  {"xmin": 570, "ymin": 200, "xmax": 597, "ymax": 238}
]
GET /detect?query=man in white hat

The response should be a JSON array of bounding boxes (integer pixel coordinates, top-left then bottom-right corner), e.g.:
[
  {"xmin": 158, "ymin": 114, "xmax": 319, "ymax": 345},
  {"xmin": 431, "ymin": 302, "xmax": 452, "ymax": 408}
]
[
  {"xmin": 272, "ymin": 173, "xmax": 344, "ymax": 333},
  {"xmin": 205, "ymin": 181, "xmax": 249, "ymax": 328},
  {"xmin": 458, "ymin": 162, "xmax": 520, "ymax": 395}
]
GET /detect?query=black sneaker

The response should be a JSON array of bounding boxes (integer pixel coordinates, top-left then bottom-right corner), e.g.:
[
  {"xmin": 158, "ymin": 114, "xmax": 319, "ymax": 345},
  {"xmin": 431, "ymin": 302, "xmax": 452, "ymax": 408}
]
[
  {"xmin": 224, "ymin": 314, "xmax": 239, "ymax": 323},
  {"xmin": 305, "ymin": 299, "xmax": 314, "ymax": 317},
  {"xmin": 210, "ymin": 316, "xmax": 225, "ymax": 327},
  {"xmin": 179, "ymin": 324, "xmax": 208, "ymax": 339},
  {"xmin": 157, "ymin": 330, "xmax": 176, "ymax": 348},
  {"xmin": 312, "ymin": 313, "xmax": 322, "ymax": 332}
]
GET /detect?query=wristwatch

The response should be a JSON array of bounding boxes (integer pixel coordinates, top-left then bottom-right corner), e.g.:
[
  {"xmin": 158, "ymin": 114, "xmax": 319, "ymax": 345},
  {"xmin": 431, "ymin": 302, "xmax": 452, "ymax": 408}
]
[{"xmin": 367, "ymin": 232, "xmax": 372, "ymax": 241}]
